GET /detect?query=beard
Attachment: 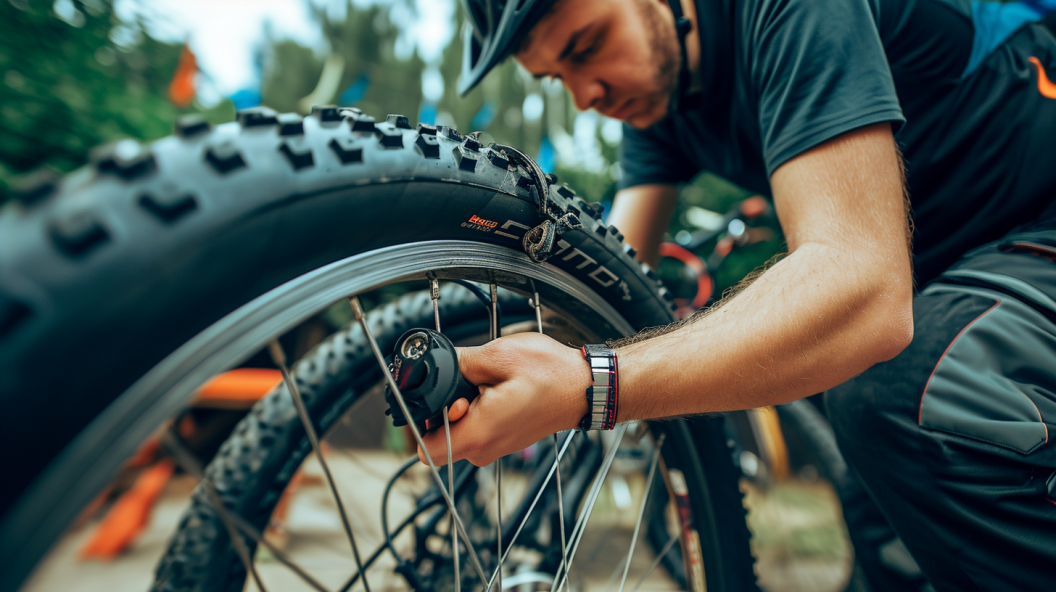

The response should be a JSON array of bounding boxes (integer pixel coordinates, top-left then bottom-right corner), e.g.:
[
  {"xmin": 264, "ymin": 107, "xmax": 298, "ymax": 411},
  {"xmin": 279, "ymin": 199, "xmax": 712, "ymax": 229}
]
[{"xmin": 626, "ymin": 0, "xmax": 681, "ymax": 127}]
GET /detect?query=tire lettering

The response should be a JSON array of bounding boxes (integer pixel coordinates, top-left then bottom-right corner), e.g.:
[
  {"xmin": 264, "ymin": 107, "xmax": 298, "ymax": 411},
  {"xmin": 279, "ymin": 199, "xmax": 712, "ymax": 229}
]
[
  {"xmin": 501, "ymin": 221, "xmax": 626, "ymax": 294},
  {"xmin": 555, "ymin": 239, "xmax": 597, "ymax": 270},
  {"xmin": 588, "ymin": 266, "xmax": 619, "ymax": 288},
  {"xmin": 496, "ymin": 219, "xmax": 530, "ymax": 240},
  {"xmin": 468, "ymin": 214, "xmax": 498, "ymax": 228}
]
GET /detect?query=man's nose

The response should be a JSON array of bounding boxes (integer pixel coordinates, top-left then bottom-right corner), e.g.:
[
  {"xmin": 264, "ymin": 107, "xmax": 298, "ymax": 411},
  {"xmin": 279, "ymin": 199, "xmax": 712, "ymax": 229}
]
[{"xmin": 566, "ymin": 76, "xmax": 606, "ymax": 112}]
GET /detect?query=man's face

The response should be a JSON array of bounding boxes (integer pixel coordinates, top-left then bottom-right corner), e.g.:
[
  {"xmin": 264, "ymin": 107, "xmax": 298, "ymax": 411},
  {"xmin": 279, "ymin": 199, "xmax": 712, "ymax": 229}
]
[{"xmin": 515, "ymin": 0, "xmax": 680, "ymax": 129}]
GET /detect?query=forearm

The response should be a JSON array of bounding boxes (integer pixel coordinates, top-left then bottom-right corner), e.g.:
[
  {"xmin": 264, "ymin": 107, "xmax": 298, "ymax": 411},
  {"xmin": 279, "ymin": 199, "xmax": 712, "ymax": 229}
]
[{"xmin": 616, "ymin": 242, "xmax": 913, "ymax": 419}]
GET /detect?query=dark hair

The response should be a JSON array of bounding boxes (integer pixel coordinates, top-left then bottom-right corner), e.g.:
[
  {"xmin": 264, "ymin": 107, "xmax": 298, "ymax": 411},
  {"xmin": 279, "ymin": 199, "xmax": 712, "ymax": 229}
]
[{"xmin": 513, "ymin": 0, "xmax": 567, "ymax": 56}]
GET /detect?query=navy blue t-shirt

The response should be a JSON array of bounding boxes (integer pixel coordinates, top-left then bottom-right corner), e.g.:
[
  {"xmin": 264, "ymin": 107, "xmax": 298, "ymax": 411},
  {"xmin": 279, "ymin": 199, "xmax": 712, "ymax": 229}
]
[{"xmin": 619, "ymin": 0, "xmax": 1056, "ymax": 283}]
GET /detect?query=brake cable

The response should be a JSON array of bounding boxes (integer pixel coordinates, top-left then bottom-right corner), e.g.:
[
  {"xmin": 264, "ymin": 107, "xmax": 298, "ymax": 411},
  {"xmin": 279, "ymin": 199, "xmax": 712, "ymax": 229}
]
[
  {"xmin": 450, "ymin": 279, "xmax": 503, "ymax": 330},
  {"xmin": 380, "ymin": 455, "xmax": 477, "ymax": 589}
]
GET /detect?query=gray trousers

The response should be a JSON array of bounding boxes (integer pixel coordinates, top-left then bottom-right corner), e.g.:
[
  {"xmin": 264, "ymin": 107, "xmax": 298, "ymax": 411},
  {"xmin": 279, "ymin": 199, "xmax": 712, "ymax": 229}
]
[{"xmin": 826, "ymin": 226, "xmax": 1056, "ymax": 591}]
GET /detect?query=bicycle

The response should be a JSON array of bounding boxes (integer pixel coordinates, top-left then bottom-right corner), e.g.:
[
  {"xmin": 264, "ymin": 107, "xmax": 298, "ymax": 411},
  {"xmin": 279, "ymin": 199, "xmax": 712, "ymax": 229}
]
[{"xmin": 0, "ymin": 107, "xmax": 758, "ymax": 592}]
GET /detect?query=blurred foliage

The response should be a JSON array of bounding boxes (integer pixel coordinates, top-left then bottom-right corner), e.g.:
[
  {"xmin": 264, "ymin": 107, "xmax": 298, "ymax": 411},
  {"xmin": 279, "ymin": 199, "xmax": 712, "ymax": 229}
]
[
  {"xmin": 262, "ymin": 39, "xmax": 326, "ymax": 113},
  {"xmin": 0, "ymin": 0, "xmax": 233, "ymax": 204},
  {"xmin": 0, "ymin": 0, "xmax": 780, "ymax": 298},
  {"xmin": 262, "ymin": 3, "xmax": 423, "ymax": 119},
  {"xmin": 744, "ymin": 480, "xmax": 852, "ymax": 562}
]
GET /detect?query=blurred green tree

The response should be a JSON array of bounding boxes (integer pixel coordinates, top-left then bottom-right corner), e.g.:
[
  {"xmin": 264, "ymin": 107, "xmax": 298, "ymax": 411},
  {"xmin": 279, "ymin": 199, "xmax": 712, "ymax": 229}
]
[
  {"xmin": 0, "ymin": 0, "xmax": 233, "ymax": 205},
  {"xmin": 263, "ymin": 2, "xmax": 424, "ymax": 119}
]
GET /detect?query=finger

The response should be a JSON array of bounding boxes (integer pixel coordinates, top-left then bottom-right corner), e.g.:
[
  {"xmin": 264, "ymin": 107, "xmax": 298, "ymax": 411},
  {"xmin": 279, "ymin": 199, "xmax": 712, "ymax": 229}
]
[
  {"xmin": 456, "ymin": 343, "xmax": 511, "ymax": 385},
  {"xmin": 418, "ymin": 429, "xmax": 441, "ymax": 465},
  {"xmin": 447, "ymin": 398, "xmax": 470, "ymax": 422},
  {"xmin": 418, "ymin": 398, "xmax": 470, "ymax": 461},
  {"xmin": 418, "ymin": 410, "xmax": 470, "ymax": 465}
]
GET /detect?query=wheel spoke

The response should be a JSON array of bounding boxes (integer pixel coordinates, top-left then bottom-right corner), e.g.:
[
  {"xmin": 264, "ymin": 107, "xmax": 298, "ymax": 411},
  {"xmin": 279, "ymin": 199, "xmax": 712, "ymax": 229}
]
[
  {"xmin": 429, "ymin": 276, "xmax": 441, "ymax": 332},
  {"xmin": 617, "ymin": 433, "xmax": 666, "ymax": 592},
  {"xmin": 552, "ymin": 434, "xmax": 570, "ymax": 592},
  {"xmin": 531, "ymin": 281, "xmax": 570, "ymax": 591},
  {"xmin": 495, "ymin": 458, "xmax": 504, "ymax": 589},
  {"xmin": 200, "ymin": 481, "xmax": 270, "ymax": 591},
  {"xmin": 268, "ymin": 341, "xmax": 373, "ymax": 592},
  {"xmin": 339, "ymin": 460, "xmax": 439, "ymax": 592},
  {"xmin": 630, "ymin": 535, "xmax": 678, "ymax": 592},
  {"xmin": 529, "ymin": 280, "xmax": 544, "ymax": 335},
  {"xmin": 483, "ymin": 431, "xmax": 576, "ymax": 592},
  {"xmin": 160, "ymin": 429, "xmax": 320, "ymax": 592},
  {"xmin": 434, "ymin": 282, "xmax": 461, "ymax": 592},
  {"xmin": 601, "ymin": 551, "xmax": 631, "ymax": 591},
  {"xmin": 349, "ymin": 296, "xmax": 489, "ymax": 584},
  {"xmin": 487, "ymin": 281, "xmax": 505, "ymax": 591},
  {"xmin": 551, "ymin": 424, "xmax": 630, "ymax": 592},
  {"xmin": 444, "ymin": 407, "xmax": 461, "ymax": 592}
]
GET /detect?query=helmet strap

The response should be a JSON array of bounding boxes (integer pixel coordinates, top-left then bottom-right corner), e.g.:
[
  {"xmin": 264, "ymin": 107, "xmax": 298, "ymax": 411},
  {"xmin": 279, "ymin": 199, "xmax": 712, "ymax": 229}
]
[{"xmin": 665, "ymin": 0, "xmax": 694, "ymax": 115}]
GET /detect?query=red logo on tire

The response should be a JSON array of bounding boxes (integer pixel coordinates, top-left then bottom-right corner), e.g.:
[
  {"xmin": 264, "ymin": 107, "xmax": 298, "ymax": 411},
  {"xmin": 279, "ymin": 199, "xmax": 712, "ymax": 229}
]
[{"xmin": 467, "ymin": 215, "xmax": 498, "ymax": 228}]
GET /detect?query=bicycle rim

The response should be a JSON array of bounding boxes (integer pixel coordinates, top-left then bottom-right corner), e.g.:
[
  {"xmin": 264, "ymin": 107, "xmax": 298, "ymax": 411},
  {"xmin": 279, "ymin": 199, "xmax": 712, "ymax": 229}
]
[{"xmin": 19, "ymin": 244, "xmax": 724, "ymax": 592}]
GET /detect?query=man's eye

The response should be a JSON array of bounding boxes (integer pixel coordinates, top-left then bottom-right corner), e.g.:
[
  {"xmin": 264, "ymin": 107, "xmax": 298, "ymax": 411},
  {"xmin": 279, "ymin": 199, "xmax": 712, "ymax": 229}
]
[{"xmin": 572, "ymin": 42, "xmax": 599, "ymax": 63}]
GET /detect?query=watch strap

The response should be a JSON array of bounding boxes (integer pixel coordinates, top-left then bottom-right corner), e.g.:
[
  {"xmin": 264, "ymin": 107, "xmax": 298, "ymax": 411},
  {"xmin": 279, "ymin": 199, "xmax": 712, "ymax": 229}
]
[{"xmin": 579, "ymin": 344, "xmax": 618, "ymax": 430}]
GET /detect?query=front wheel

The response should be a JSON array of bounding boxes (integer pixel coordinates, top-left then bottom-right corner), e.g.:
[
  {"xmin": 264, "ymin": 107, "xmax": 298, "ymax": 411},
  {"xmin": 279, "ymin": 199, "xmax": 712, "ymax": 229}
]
[{"xmin": 1, "ymin": 107, "xmax": 755, "ymax": 591}]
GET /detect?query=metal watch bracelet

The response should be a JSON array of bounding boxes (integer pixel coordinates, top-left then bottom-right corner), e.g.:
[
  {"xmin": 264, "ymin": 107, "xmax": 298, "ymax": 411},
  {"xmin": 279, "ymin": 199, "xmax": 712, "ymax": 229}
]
[{"xmin": 578, "ymin": 343, "xmax": 618, "ymax": 430}]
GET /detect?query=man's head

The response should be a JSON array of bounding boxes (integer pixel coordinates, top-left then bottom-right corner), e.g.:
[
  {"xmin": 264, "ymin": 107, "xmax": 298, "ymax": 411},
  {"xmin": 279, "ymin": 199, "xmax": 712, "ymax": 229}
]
[{"xmin": 460, "ymin": 0, "xmax": 682, "ymax": 129}]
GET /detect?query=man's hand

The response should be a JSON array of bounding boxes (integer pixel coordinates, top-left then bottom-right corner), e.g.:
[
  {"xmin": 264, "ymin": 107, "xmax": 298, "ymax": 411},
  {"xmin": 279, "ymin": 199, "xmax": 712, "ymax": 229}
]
[{"xmin": 417, "ymin": 333, "xmax": 591, "ymax": 466}]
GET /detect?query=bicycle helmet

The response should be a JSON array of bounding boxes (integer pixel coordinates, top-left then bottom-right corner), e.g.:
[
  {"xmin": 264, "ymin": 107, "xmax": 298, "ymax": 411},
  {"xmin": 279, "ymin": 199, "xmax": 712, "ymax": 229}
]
[
  {"xmin": 458, "ymin": 0, "xmax": 558, "ymax": 96},
  {"xmin": 458, "ymin": 0, "xmax": 695, "ymax": 116}
]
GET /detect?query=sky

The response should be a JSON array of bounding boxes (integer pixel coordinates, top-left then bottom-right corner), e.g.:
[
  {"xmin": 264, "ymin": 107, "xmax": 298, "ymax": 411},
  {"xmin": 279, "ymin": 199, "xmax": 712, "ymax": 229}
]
[{"xmin": 115, "ymin": 0, "xmax": 456, "ymax": 96}]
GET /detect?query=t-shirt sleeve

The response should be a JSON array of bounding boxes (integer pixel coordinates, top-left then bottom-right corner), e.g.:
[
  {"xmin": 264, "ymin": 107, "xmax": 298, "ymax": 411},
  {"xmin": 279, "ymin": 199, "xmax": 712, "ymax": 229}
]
[
  {"xmin": 617, "ymin": 121, "xmax": 697, "ymax": 190},
  {"xmin": 749, "ymin": 0, "xmax": 906, "ymax": 175}
]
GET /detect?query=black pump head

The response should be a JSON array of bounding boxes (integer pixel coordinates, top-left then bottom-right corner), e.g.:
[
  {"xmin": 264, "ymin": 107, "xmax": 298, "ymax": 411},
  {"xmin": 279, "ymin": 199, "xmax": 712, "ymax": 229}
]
[{"xmin": 384, "ymin": 329, "xmax": 478, "ymax": 433}]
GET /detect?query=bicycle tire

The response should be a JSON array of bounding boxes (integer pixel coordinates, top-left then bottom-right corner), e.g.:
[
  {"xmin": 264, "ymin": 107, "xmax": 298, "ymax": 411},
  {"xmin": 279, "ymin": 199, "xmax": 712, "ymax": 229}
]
[
  {"xmin": 775, "ymin": 400, "xmax": 872, "ymax": 592},
  {"xmin": 775, "ymin": 400, "xmax": 848, "ymax": 488},
  {"xmin": 0, "ymin": 106, "xmax": 754, "ymax": 591}
]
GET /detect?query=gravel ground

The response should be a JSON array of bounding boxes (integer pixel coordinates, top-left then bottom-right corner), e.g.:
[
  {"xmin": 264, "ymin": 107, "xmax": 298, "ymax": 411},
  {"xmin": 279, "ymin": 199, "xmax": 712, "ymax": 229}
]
[{"xmin": 23, "ymin": 448, "xmax": 852, "ymax": 592}]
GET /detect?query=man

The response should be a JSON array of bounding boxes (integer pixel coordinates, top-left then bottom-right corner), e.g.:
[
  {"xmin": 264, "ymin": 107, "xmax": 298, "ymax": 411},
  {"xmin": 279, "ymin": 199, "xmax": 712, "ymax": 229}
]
[{"xmin": 424, "ymin": 0, "xmax": 1056, "ymax": 589}]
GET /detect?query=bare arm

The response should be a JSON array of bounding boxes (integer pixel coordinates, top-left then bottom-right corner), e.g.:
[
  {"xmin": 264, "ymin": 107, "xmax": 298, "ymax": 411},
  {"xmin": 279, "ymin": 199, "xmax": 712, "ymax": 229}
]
[
  {"xmin": 619, "ymin": 122, "xmax": 913, "ymax": 417},
  {"xmin": 606, "ymin": 184, "xmax": 680, "ymax": 266},
  {"xmin": 422, "ymin": 123, "xmax": 913, "ymax": 466}
]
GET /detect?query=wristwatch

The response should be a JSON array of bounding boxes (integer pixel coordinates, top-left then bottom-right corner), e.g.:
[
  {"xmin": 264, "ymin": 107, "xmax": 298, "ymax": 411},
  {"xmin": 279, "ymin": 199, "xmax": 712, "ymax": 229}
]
[{"xmin": 578, "ymin": 344, "xmax": 619, "ymax": 430}]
